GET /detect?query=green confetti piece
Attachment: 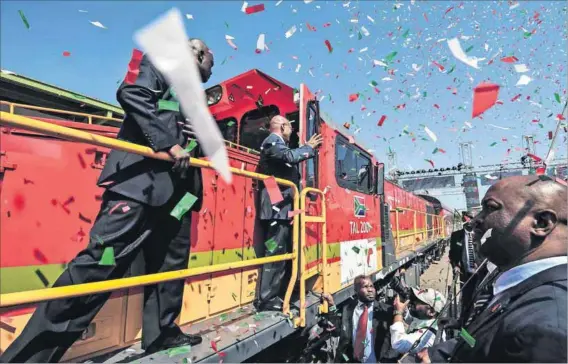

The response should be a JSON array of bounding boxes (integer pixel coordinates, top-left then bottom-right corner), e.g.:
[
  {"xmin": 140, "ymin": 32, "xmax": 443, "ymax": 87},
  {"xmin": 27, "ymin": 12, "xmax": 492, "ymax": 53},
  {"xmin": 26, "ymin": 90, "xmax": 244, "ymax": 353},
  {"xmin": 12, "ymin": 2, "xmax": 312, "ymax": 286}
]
[
  {"xmin": 167, "ymin": 345, "xmax": 192, "ymax": 357},
  {"xmin": 385, "ymin": 51, "xmax": 398, "ymax": 63},
  {"xmin": 185, "ymin": 139, "xmax": 198, "ymax": 153},
  {"xmin": 99, "ymin": 246, "xmax": 116, "ymax": 266},
  {"xmin": 402, "ymin": 29, "xmax": 409, "ymax": 38},
  {"xmin": 554, "ymin": 93, "xmax": 561, "ymax": 104},
  {"xmin": 538, "ymin": 123, "xmax": 544, "ymax": 129},
  {"xmin": 433, "ymin": 148, "xmax": 439, "ymax": 154},
  {"xmin": 370, "ymin": 80, "xmax": 378, "ymax": 87},
  {"xmin": 358, "ymin": 32, "xmax": 362, "ymax": 40},
  {"xmin": 447, "ymin": 65, "xmax": 456, "ymax": 74},
  {"xmin": 264, "ymin": 238, "xmax": 278, "ymax": 253},
  {"xmin": 465, "ymin": 45, "xmax": 474, "ymax": 53},
  {"xmin": 221, "ymin": 56, "xmax": 228, "ymax": 65},
  {"xmin": 35, "ymin": 269, "xmax": 49, "ymax": 287},
  {"xmin": 490, "ymin": 142, "xmax": 497, "ymax": 147},
  {"xmin": 170, "ymin": 193, "xmax": 198, "ymax": 220},
  {"xmin": 158, "ymin": 100, "xmax": 180, "ymax": 112},
  {"xmin": 523, "ymin": 31, "xmax": 532, "ymax": 38},
  {"xmin": 227, "ymin": 121, "xmax": 235, "ymax": 126},
  {"xmin": 18, "ymin": 10, "xmax": 30, "ymax": 29},
  {"xmin": 460, "ymin": 328, "xmax": 476, "ymax": 348},
  {"xmin": 352, "ymin": 246, "xmax": 360, "ymax": 254},
  {"xmin": 220, "ymin": 313, "xmax": 229, "ymax": 321},
  {"xmin": 423, "ymin": 91, "xmax": 427, "ymax": 97},
  {"xmin": 342, "ymin": 354, "xmax": 350, "ymax": 361},
  {"xmin": 224, "ymin": 21, "xmax": 229, "ymax": 28}
]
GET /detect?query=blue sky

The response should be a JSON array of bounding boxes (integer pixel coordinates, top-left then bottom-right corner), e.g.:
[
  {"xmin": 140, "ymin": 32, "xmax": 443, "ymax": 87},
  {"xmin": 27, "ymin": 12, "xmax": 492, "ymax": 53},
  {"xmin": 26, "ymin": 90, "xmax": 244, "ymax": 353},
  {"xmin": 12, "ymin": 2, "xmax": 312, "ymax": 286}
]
[{"xmin": 1, "ymin": 0, "xmax": 566, "ymax": 208}]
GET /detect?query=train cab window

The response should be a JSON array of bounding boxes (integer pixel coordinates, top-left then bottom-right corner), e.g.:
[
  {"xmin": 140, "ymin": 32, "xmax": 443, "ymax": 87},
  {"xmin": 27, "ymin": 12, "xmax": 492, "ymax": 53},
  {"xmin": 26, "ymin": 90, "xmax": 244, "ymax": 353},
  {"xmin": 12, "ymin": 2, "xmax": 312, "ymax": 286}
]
[
  {"xmin": 335, "ymin": 136, "xmax": 372, "ymax": 194},
  {"xmin": 239, "ymin": 105, "xmax": 279, "ymax": 150},
  {"xmin": 305, "ymin": 102, "xmax": 319, "ymax": 188},
  {"xmin": 285, "ymin": 111, "xmax": 300, "ymax": 149},
  {"xmin": 217, "ymin": 117, "xmax": 238, "ymax": 143}
]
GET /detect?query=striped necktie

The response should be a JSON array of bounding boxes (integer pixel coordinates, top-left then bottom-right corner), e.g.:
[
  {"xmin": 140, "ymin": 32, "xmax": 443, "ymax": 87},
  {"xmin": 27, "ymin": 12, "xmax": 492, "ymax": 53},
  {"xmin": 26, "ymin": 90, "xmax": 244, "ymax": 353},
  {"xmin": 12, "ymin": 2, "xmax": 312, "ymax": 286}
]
[{"xmin": 464, "ymin": 268, "xmax": 500, "ymax": 326}]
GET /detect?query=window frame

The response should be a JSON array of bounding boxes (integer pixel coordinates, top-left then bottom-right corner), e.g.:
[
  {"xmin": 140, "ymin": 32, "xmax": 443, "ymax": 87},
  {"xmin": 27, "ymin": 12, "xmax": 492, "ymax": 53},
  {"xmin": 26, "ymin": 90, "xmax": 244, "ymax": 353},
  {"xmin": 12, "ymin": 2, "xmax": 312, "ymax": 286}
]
[
  {"xmin": 335, "ymin": 135, "xmax": 374, "ymax": 194},
  {"xmin": 238, "ymin": 105, "xmax": 280, "ymax": 151}
]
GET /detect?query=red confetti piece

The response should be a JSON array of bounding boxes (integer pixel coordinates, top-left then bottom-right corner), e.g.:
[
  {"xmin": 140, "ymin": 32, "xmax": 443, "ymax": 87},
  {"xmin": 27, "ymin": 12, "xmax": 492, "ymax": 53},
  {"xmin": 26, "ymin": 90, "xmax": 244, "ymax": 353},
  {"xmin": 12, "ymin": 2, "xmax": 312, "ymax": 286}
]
[
  {"xmin": 444, "ymin": 6, "xmax": 454, "ymax": 16},
  {"xmin": 264, "ymin": 176, "xmax": 284, "ymax": 205},
  {"xmin": 323, "ymin": 22, "xmax": 331, "ymax": 27},
  {"xmin": 438, "ymin": 148, "xmax": 446, "ymax": 154},
  {"xmin": 378, "ymin": 115, "xmax": 387, "ymax": 126},
  {"xmin": 77, "ymin": 153, "xmax": 87, "ymax": 169},
  {"xmin": 395, "ymin": 103, "xmax": 406, "ymax": 110},
  {"xmin": 324, "ymin": 39, "xmax": 333, "ymax": 53},
  {"xmin": 510, "ymin": 94, "xmax": 522, "ymax": 102},
  {"xmin": 472, "ymin": 82, "xmax": 500, "ymax": 118},
  {"xmin": 33, "ymin": 248, "xmax": 48, "ymax": 264},
  {"xmin": 109, "ymin": 202, "xmax": 128, "ymax": 215},
  {"xmin": 62, "ymin": 51, "xmax": 71, "ymax": 57},
  {"xmin": 343, "ymin": 122, "xmax": 351, "ymax": 129},
  {"xmin": 349, "ymin": 93, "xmax": 359, "ymax": 102},
  {"xmin": 500, "ymin": 56, "xmax": 518, "ymax": 63},
  {"xmin": 306, "ymin": 22, "xmax": 316, "ymax": 31},
  {"xmin": 124, "ymin": 49, "xmax": 143, "ymax": 85},
  {"xmin": 548, "ymin": 131, "xmax": 554, "ymax": 140},
  {"xmin": 348, "ymin": 136, "xmax": 355, "ymax": 144},
  {"xmin": 527, "ymin": 153, "xmax": 542, "ymax": 162},
  {"xmin": 536, "ymin": 167, "xmax": 546, "ymax": 176},
  {"xmin": 62, "ymin": 196, "xmax": 75, "ymax": 207},
  {"xmin": 432, "ymin": 61, "xmax": 445, "ymax": 71},
  {"xmin": 433, "ymin": 104, "xmax": 440, "ymax": 109},
  {"xmin": 557, "ymin": 114, "xmax": 566, "ymax": 121},
  {"xmin": 423, "ymin": 13, "xmax": 428, "ymax": 22},
  {"xmin": 245, "ymin": 4, "xmax": 265, "ymax": 14},
  {"xmin": 211, "ymin": 340, "xmax": 218, "ymax": 352},
  {"xmin": 425, "ymin": 159, "xmax": 435, "ymax": 168}
]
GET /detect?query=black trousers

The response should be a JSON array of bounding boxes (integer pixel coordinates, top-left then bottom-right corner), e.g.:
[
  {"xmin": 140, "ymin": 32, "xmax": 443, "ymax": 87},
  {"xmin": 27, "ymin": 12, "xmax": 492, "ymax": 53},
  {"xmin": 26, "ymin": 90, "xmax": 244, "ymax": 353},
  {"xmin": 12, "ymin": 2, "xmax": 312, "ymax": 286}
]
[
  {"xmin": 459, "ymin": 272, "xmax": 477, "ymax": 320},
  {"xmin": 258, "ymin": 221, "xmax": 292, "ymax": 303},
  {"xmin": 0, "ymin": 190, "xmax": 192, "ymax": 363}
]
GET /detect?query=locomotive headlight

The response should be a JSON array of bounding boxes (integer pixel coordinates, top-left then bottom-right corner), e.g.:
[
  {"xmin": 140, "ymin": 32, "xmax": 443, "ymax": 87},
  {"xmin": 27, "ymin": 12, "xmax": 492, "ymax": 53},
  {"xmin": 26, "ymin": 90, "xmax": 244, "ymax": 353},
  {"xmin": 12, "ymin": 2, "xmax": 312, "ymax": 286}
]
[{"xmin": 205, "ymin": 85, "xmax": 223, "ymax": 106}]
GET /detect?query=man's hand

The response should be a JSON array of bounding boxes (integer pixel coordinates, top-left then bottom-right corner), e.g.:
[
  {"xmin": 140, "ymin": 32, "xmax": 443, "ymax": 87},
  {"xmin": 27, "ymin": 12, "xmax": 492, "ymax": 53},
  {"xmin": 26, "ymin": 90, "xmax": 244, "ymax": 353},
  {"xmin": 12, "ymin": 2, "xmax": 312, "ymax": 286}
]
[
  {"xmin": 306, "ymin": 134, "xmax": 323, "ymax": 149},
  {"xmin": 416, "ymin": 348, "xmax": 431, "ymax": 364},
  {"xmin": 453, "ymin": 265, "xmax": 461, "ymax": 275},
  {"xmin": 168, "ymin": 144, "xmax": 191, "ymax": 178},
  {"xmin": 321, "ymin": 292, "xmax": 335, "ymax": 307},
  {"xmin": 393, "ymin": 294, "xmax": 409, "ymax": 312},
  {"xmin": 178, "ymin": 121, "xmax": 196, "ymax": 138}
]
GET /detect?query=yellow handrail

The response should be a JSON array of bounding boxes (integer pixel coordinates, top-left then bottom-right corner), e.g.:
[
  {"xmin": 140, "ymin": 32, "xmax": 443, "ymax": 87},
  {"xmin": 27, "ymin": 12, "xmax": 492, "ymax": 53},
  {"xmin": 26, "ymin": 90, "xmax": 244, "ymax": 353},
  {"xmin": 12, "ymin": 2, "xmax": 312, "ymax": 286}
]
[
  {"xmin": 390, "ymin": 207, "xmax": 447, "ymax": 251},
  {"xmin": 1, "ymin": 100, "xmax": 123, "ymax": 124},
  {"xmin": 298, "ymin": 188, "xmax": 327, "ymax": 327},
  {"xmin": 0, "ymin": 112, "xmax": 299, "ymax": 318}
]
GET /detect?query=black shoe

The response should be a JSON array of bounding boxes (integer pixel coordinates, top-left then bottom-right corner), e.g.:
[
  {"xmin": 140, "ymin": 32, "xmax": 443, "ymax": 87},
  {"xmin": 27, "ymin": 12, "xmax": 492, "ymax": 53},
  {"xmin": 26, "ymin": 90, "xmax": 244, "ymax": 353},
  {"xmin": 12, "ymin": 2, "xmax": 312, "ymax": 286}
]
[
  {"xmin": 256, "ymin": 297, "xmax": 284, "ymax": 311},
  {"xmin": 145, "ymin": 331, "xmax": 202, "ymax": 354}
]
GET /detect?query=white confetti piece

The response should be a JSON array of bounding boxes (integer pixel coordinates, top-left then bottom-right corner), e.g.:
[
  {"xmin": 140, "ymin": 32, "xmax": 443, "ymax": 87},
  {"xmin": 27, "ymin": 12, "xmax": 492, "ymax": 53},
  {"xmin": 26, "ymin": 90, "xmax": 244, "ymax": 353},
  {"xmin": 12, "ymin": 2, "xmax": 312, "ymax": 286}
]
[
  {"xmin": 89, "ymin": 21, "xmax": 107, "ymax": 29},
  {"xmin": 516, "ymin": 75, "xmax": 532, "ymax": 86},
  {"xmin": 509, "ymin": 2, "xmax": 520, "ymax": 10},
  {"xmin": 278, "ymin": 62, "xmax": 283, "ymax": 69},
  {"xmin": 185, "ymin": 14, "xmax": 193, "ymax": 20},
  {"xmin": 514, "ymin": 64, "xmax": 529, "ymax": 73},
  {"xmin": 241, "ymin": 1, "xmax": 248, "ymax": 12},
  {"xmin": 374, "ymin": 59, "xmax": 388, "ymax": 67},
  {"xmin": 412, "ymin": 63, "xmax": 422, "ymax": 71},
  {"xmin": 359, "ymin": 47, "xmax": 368, "ymax": 53},
  {"xmin": 480, "ymin": 228, "xmax": 492, "ymax": 246},
  {"xmin": 285, "ymin": 25, "xmax": 297, "ymax": 38},
  {"xmin": 424, "ymin": 126, "xmax": 438, "ymax": 142},
  {"xmin": 295, "ymin": 64, "xmax": 301, "ymax": 73},
  {"xmin": 464, "ymin": 121, "xmax": 473, "ymax": 129},
  {"xmin": 485, "ymin": 174, "xmax": 498, "ymax": 180},
  {"xmin": 225, "ymin": 34, "xmax": 238, "ymax": 50},
  {"xmin": 447, "ymin": 38, "xmax": 484, "ymax": 69},
  {"xmin": 276, "ymin": 0, "xmax": 283, "ymax": 5},
  {"xmin": 304, "ymin": 0, "xmax": 314, "ymax": 3},
  {"xmin": 349, "ymin": 19, "xmax": 358, "ymax": 23},
  {"xmin": 367, "ymin": 15, "xmax": 375, "ymax": 23},
  {"xmin": 487, "ymin": 124, "xmax": 510, "ymax": 130},
  {"xmin": 78, "ymin": 10, "xmax": 88, "ymax": 13},
  {"xmin": 382, "ymin": 77, "xmax": 393, "ymax": 81},
  {"xmin": 360, "ymin": 26, "xmax": 370, "ymax": 36},
  {"xmin": 256, "ymin": 33, "xmax": 265, "ymax": 52},
  {"xmin": 135, "ymin": 8, "xmax": 231, "ymax": 183}
]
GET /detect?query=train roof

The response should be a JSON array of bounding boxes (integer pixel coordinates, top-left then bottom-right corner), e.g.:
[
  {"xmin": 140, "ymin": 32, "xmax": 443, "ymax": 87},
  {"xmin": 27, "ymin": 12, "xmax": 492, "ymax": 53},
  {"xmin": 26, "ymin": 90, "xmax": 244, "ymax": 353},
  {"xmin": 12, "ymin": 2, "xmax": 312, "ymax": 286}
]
[{"xmin": 417, "ymin": 194, "xmax": 455, "ymax": 213}]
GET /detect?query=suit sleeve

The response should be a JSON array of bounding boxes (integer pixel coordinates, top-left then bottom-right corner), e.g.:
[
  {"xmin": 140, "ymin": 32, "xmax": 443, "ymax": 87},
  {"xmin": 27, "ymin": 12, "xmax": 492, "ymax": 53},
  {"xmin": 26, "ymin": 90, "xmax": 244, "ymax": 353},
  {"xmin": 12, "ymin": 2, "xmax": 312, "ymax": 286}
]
[
  {"xmin": 448, "ymin": 231, "xmax": 462, "ymax": 267},
  {"xmin": 262, "ymin": 139, "xmax": 315, "ymax": 165},
  {"xmin": 499, "ymin": 324, "xmax": 567, "ymax": 363},
  {"xmin": 116, "ymin": 55, "xmax": 178, "ymax": 152}
]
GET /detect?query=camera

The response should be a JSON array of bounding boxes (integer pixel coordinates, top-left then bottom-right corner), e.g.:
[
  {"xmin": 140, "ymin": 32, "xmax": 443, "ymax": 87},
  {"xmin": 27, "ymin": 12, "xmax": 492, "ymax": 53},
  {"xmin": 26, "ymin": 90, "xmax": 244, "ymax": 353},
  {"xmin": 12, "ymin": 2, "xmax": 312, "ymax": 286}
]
[{"xmin": 389, "ymin": 274, "xmax": 411, "ymax": 303}]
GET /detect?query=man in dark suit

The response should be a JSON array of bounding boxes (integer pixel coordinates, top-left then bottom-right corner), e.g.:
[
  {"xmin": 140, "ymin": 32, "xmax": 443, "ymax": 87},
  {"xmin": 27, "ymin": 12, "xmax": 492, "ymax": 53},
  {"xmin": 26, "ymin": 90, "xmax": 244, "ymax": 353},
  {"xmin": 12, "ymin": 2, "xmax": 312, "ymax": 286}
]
[
  {"xmin": 449, "ymin": 211, "xmax": 477, "ymax": 322},
  {"xmin": 0, "ymin": 39, "xmax": 214, "ymax": 363},
  {"xmin": 417, "ymin": 175, "xmax": 567, "ymax": 363},
  {"xmin": 255, "ymin": 115, "xmax": 322, "ymax": 311}
]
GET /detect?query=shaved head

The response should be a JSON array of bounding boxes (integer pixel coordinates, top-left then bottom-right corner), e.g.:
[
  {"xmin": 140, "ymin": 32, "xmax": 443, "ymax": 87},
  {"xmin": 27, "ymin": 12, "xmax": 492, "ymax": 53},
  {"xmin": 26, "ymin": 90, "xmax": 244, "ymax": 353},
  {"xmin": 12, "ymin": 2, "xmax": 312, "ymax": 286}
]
[
  {"xmin": 472, "ymin": 175, "xmax": 567, "ymax": 270},
  {"xmin": 189, "ymin": 38, "xmax": 214, "ymax": 83},
  {"xmin": 269, "ymin": 115, "xmax": 293, "ymax": 141}
]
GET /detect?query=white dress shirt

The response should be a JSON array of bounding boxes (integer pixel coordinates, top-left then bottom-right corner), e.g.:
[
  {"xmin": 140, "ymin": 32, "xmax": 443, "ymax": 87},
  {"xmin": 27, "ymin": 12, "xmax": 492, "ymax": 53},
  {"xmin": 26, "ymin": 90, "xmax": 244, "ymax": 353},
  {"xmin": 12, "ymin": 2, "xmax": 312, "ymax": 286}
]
[
  {"xmin": 390, "ymin": 315, "xmax": 443, "ymax": 354},
  {"xmin": 352, "ymin": 301, "xmax": 376, "ymax": 363},
  {"xmin": 492, "ymin": 256, "xmax": 568, "ymax": 297}
]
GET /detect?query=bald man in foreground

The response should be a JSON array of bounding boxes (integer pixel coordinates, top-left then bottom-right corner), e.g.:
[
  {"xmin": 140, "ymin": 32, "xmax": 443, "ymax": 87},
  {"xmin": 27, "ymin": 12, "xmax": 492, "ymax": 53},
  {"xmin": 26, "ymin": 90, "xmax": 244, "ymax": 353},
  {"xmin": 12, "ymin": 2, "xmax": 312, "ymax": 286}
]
[
  {"xmin": 415, "ymin": 175, "xmax": 567, "ymax": 363},
  {"xmin": 255, "ymin": 116, "xmax": 323, "ymax": 311}
]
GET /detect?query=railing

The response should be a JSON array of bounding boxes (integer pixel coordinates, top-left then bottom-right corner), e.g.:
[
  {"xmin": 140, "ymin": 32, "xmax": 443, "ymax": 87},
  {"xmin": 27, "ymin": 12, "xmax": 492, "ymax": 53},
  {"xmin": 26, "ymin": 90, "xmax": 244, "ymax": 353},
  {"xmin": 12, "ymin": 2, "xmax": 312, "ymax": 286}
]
[
  {"xmin": 297, "ymin": 188, "xmax": 327, "ymax": 327},
  {"xmin": 1, "ymin": 100, "xmax": 260, "ymax": 156},
  {"xmin": 391, "ymin": 207, "xmax": 445, "ymax": 252},
  {"xmin": 0, "ymin": 111, "xmax": 298, "ymax": 317}
]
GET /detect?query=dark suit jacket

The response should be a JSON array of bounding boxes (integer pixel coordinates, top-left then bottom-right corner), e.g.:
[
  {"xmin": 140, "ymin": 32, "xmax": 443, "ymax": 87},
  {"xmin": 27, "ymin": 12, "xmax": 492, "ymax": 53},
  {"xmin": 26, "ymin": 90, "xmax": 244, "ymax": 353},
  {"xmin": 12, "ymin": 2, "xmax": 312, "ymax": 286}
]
[
  {"xmin": 428, "ymin": 263, "xmax": 567, "ymax": 363},
  {"xmin": 256, "ymin": 133, "xmax": 315, "ymax": 220},
  {"xmin": 329, "ymin": 299, "xmax": 393, "ymax": 363},
  {"xmin": 97, "ymin": 55, "xmax": 202, "ymax": 208},
  {"xmin": 449, "ymin": 229, "xmax": 465, "ymax": 269}
]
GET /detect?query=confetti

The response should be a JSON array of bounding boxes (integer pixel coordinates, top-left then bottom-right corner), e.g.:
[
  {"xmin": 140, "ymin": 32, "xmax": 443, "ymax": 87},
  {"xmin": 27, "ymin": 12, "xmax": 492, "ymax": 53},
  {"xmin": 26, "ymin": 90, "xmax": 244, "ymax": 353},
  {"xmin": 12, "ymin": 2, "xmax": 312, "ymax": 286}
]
[
  {"xmin": 554, "ymin": 93, "xmax": 561, "ymax": 104},
  {"xmin": 99, "ymin": 246, "xmax": 116, "ymax": 266},
  {"xmin": 500, "ymin": 56, "xmax": 518, "ymax": 63},
  {"xmin": 124, "ymin": 48, "xmax": 143, "ymax": 85},
  {"xmin": 324, "ymin": 40, "xmax": 333, "ymax": 53},
  {"xmin": 185, "ymin": 139, "xmax": 198, "ymax": 153},
  {"xmin": 245, "ymin": 4, "xmax": 265, "ymax": 14},
  {"xmin": 18, "ymin": 10, "xmax": 30, "ymax": 29},
  {"xmin": 424, "ymin": 126, "xmax": 438, "ymax": 142},
  {"xmin": 256, "ymin": 33, "xmax": 266, "ymax": 53},
  {"xmin": 285, "ymin": 25, "xmax": 297, "ymax": 39},
  {"xmin": 89, "ymin": 21, "xmax": 107, "ymax": 29},
  {"xmin": 170, "ymin": 193, "xmax": 198, "ymax": 220},
  {"xmin": 472, "ymin": 82, "xmax": 499, "ymax": 118},
  {"xmin": 514, "ymin": 64, "xmax": 529, "ymax": 73},
  {"xmin": 515, "ymin": 75, "xmax": 532, "ymax": 86},
  {"xmin": 348, "ymin": 93, "xmax": 359, "ymax": 102},
  {"xmin": 447, "ymin": 38, "xmax": 484, "ymax": 69},
  {"xmin": 264, "ymin": 238, "xmax": 278, "ymax": 253},
  {"xmin": 378, "ymin": 115, "xmax": 386, "ymax": 126},
  {"xmin": 62, "ymin": 51, "xmax": 71, "ymax": 57},
  {"xmin": 35, "ymin": 269, "xmax": 49, "ymax": 287},
  {"xmin": 263, "ymin": 176, "xmax": 284, "ymax": 204},
  {"xmin": 168, "ymin": 345, "xmax": 192, "ymax": 357},
  {"xmin": 225, "ymin": 34, "xmax": 238, "ymax": 50}
]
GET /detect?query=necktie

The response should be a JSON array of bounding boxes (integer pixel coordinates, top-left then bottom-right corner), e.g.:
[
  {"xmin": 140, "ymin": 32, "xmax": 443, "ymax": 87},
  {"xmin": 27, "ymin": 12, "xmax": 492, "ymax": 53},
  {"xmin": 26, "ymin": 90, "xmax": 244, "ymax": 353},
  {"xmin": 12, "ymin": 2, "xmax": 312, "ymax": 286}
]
[
  {"xmin": 464, "ymin": 268, "xmax": 499, "ymax": 326},
  {"xmin": 354, "ymin": 305, "xmax": 368, "ymax": 361}
]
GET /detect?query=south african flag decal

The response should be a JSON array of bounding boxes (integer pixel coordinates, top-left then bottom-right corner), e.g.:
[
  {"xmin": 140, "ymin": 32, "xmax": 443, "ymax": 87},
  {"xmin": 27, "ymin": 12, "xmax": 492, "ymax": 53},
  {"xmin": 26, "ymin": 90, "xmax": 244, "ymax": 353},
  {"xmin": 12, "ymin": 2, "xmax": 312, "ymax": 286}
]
[{"xmin": 354, "ymin": 196, "xmax": 366, "ymax": 217}]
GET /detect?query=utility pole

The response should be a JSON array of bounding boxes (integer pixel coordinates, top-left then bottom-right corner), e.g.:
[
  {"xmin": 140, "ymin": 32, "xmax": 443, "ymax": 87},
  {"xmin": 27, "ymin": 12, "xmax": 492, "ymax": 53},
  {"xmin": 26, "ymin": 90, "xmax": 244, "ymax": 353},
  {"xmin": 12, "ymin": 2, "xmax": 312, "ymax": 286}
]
[
  {"xmin": 459, "ymin": 142, "xmax": 473, "ymax": 168},
  {"xmin": 523, "ymin": 135, "xmax": 536, "ymax": 171},
  {"xmin": 387, "ymin": 150, "xmax": 398, "ymax": 181}
]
